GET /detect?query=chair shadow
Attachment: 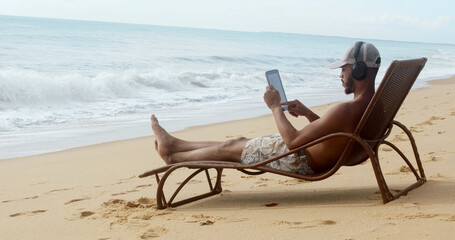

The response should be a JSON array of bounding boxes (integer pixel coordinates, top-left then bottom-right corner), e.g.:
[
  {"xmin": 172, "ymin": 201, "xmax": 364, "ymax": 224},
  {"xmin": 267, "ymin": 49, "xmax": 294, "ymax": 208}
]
[
  {"xmin": 176, "ymin": 179, "xmax": 453, "ymax": 210},
  {"xmin": 177, "ymin": 186, "xmax": 379, "ymax": 210}
]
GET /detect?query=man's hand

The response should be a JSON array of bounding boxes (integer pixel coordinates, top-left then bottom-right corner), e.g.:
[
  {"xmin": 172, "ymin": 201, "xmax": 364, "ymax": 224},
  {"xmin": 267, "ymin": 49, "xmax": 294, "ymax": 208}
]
[
  {"xmin": 283, "ymin": 99, "xmax": 320, "ymax": 122},
  {"xmin": 263, "ymin": 85, "xmax": 282, "ymax": 110},
  {"xmin": 282, "ymin": 99, "xmax": 307, "ymax": 117}
]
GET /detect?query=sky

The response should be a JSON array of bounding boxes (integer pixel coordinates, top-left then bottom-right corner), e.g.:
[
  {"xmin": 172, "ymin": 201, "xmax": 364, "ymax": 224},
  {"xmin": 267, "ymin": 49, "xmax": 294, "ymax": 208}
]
[{"xmin": 1, "ymin": 0, "xmax": 454, "ymax": 44}]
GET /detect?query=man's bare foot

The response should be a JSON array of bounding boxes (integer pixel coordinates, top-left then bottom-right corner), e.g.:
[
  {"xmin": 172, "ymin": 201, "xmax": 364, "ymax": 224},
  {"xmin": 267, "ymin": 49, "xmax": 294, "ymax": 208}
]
[{"xmin": 151, "ymin": 115, "xmax": 178, "ymax": 164}]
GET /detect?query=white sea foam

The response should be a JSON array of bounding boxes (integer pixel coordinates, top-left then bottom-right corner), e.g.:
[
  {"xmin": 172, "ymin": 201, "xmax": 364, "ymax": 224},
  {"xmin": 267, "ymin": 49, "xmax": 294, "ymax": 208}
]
[
  {"xmin": 0, "ymin": 69, "xmax": 233, "ymax": 104},
  {"xmin": 0, "ymin": 67, "xmax": 275, "ymax": 132}
]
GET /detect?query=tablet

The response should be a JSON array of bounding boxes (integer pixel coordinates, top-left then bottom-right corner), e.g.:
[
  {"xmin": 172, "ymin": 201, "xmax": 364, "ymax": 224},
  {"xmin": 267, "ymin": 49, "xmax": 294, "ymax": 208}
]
[{"xmin": 265, "ymin": 69, "xmax": 288, "ymax": 111}]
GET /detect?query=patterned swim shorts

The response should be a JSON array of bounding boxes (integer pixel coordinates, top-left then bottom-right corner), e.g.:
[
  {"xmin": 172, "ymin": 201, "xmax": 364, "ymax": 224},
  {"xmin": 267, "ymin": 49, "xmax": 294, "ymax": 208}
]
[{"xmin": 240, "ymin": 134, "xmax": 315, "ymax": 175}]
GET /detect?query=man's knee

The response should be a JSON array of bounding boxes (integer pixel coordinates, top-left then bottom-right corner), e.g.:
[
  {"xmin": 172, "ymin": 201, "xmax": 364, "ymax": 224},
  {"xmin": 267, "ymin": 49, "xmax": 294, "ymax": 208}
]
[
  {"xmin": 224, "ymin": 137, "xmax": 247, "ymax": 147},
  {"xmin": 234, "ymin": 136, "xmax": 248, "ymax": 142},
  {"xmin": 212, "ymin": 137, "xmax": 247, "ymax": 161},
  {"xmin": 217, "ymin": 137, "xmax": 247, "ymax": 153}
]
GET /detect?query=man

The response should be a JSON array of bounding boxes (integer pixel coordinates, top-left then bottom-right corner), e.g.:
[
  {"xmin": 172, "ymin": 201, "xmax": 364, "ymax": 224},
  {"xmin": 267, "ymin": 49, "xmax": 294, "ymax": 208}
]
[{"xmin": 151, "ymin": 41, "xmax": 381, "ymax": 174}]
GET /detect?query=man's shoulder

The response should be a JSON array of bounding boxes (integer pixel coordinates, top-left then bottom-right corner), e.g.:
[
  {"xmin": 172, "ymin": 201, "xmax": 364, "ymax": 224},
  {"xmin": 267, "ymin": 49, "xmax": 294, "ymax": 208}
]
[
  {"xmin": 325, "ymin": 101, "xmax": 353, "ymax": 116},
  {"xmin": 321, "ymin": 100, "xmax": 364, "ymax": 128},
  {"xmin": 332, "ymin": 99, "xmax": 368, "ymax": 114}
]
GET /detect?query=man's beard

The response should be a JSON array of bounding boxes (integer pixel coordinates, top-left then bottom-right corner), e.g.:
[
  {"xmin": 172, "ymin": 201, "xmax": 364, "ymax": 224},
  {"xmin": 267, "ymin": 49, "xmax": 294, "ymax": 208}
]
[{"xmin": 344, "ymin": 75, "xmax": 354, "ymax": 95}]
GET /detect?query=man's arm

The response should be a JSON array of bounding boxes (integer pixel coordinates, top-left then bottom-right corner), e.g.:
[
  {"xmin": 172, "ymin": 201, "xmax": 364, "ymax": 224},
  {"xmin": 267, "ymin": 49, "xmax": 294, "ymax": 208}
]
[
  {"xmin": 275, "ymin": 103, "xmax": 351, "ymax": 150},
  {"xmin": 264, "ymin": 85, "xmax": 351, "ymax": 150},
  {"xmin": 263, "ymin": 85, "xmax": 304, "ymax": 149},
  {"xmin": 283, "ymin": 100, "xmax": 320, "ymax": 122}
]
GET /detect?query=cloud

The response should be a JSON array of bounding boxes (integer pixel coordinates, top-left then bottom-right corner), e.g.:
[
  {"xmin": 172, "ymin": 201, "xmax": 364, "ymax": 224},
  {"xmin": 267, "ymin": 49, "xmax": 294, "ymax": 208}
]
[{"xmin": 359, "ymin": 13, "xmax": 451, "ymax": 29}]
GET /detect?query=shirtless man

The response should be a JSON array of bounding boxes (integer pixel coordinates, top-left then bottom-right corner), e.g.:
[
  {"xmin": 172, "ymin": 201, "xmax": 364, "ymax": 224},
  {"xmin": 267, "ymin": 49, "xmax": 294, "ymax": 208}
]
[{"xmin": 151, "ymin": 42, "xmax": 381, "ymax": 174}]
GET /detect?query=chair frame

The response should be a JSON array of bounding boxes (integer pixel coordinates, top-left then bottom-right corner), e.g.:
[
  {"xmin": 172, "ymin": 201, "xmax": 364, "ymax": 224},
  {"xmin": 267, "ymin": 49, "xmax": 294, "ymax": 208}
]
[{"xmin": 139, "ymin": 58, "xmax": 427, "ymax": 209}]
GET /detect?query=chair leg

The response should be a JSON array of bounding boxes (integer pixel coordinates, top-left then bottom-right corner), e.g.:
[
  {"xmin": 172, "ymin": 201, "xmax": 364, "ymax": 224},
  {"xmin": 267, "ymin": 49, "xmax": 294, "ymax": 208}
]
[
  {"xmin": 369, "ymin": 150, "xmax": 395, "ymax": 203},
  {"xmin": 155, "ymin": 167, "xmax": 224, "ymax": 209},
  {"xmin": 369, "ymin": 121, "xmax": 427, "ymax": 203},
  {"xmin": 393, "ymin": 121, "xmax": 426, "ymax": 180}
]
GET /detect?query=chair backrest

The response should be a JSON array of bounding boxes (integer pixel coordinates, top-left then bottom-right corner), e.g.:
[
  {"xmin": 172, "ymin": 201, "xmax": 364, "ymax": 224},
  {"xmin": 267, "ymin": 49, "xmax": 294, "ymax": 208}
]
[{"xmin": 343, "ymin": 58, "xmax": 427, "ymax": 166}]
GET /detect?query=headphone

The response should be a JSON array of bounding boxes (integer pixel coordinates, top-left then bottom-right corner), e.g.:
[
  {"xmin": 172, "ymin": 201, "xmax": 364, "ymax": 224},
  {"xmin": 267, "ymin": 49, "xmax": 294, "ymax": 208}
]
[{"xmin": 352, "ymin": 41, "xmax": 367, "ymax": 80}]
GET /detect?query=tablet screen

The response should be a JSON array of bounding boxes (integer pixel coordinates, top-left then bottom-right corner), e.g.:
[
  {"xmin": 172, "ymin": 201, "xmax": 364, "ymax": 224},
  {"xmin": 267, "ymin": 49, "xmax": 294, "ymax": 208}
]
[{"xmin": 266, "ymin": 70, "xmax": 288, "ymax": 110}]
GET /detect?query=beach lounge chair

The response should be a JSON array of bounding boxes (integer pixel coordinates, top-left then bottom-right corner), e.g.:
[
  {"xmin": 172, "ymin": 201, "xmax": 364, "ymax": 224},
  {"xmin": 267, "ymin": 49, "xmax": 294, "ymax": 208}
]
[{"xmin": 139, "ymin": 58, "xmax": 427, "ymax": 209}]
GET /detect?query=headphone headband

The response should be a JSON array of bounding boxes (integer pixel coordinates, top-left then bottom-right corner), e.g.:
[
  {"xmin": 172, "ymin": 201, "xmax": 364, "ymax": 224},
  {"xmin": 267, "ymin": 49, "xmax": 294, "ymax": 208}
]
[
  {"xmin": 353, "ymin": 41, "xmax": 364, "ymax": 62},
  {"xmin": 352, "ymin": 41, "xmax": 367, "ymax": 80}
]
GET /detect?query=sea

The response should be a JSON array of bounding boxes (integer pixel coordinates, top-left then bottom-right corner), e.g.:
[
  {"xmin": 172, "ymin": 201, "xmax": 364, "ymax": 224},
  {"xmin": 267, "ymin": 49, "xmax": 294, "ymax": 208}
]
[{"xmin": 1, "ymin": 15, "xmax": 455, "ymax": 159}]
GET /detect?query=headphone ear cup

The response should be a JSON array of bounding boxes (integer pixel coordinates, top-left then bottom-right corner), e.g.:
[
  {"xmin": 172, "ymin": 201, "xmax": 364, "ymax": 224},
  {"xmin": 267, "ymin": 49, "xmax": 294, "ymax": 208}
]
[{"xmin": 352, "ymin": 61, "xmax": 367, "ymax": 80}]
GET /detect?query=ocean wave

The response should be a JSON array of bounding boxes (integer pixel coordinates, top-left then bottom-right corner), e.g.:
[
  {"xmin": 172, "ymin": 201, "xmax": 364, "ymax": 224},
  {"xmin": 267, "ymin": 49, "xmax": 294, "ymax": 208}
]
[
  {"xmin": 430, "ymin": 49, "xmax": 455, "ymax": 66},
  {"xmin": 171, "ymin": 54, "xmax": 334, "ymax": 67},
  {"xmin": 0, "ymin": 67, "xmax": 272, "ymax": 132},
  {"xmin": 0, "ymin": 68, "xmax": 267, "ymax": 107}
]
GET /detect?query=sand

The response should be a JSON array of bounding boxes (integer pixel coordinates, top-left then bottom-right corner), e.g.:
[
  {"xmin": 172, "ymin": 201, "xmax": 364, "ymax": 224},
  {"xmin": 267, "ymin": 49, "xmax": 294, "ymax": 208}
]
[{"xmin": 1, "ymin": 77, "xmax": 455, "ymax": 240}]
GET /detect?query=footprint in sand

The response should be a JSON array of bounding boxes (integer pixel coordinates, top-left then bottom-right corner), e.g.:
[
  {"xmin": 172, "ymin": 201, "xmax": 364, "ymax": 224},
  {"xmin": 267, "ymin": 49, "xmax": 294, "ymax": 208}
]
[
  {"xmin": 184, "ymin": 214, "xmax": 226, "ymax": 225},
  {"xmin": 2, "ymin": 195, "xmax": 39, "ymax": 203},
  {"xmin": 24, "ymin": 195, "xmax": 39, "ymax": 200},
  {"xmin": 135, "ymin": 184, "xmax": 154, "ymax": 189},
  {"xmin": 278, "ymin": 179, "xmax": 309, "ymax": 185},
  {"xmin": 99, "ymin": 197, "xmax": 157, "ymax": 220},
  {"xmin": 321, "ymin": 220, "xmax": 337, "ymax": 225},
  {"xmin": 9, "ymin": 210, "xmax": 47, "ymax": 217},
  {"xmin": 226, "ymin": 217, "xmax": 248, "ymax": 223},
  {"xmin": 402, "ymin": 203, "xmax": 419, "ymax": 208},
  {"xmin": 176, "ymin": 179, "xmax": 203, "ymax": 185},
  {"xmin": 111, "ymin": 189, "xmax": 140, "ymax": 196},
  {"xmin": 94, "ymin": 198, "xmax": 172, "ymax": 237},
  {"xmin": 399, "ymin": 165, "xmax": 414, "ymax": 173},
  {"xmin": 387, "ymin": 213, "xmax": 454, "ymax": 221},
  {"xmin": 276, "ymin": 219, "xmax": 337, "ymax": 229},
  {"xmin": 425, "ymin": 155, "xmax": 442, "ymax": 163},
  {"xmin": 9, "ymin": 212, "xmax": 24, "ymax": 217},
  {"xmin": 431, "ymin": 116, "xmax": 446, "ymax": 121},
  {"xmin": 80, "ymin": 211, "xmax": 95, "ymax": 218},
  {"xmin": 138, "ymin": 227, "xmax": 169, "ymax": 239},
  {"xmin": 429, "ymin": 173, "xmax": 446, "ymax": 179},
  {"xmin": 415, "ymin": 116, "xmax": 445, "ymax": 127},
  {"xmin": 259, "ymin": 177, "xmax": 272, "ymax": 181},
  {"xmin": 65, "ymin": 197, "xmax": 89, "ymax": 205},
  {"xmin": 391, "ymin": 134, "xmax": 407, "ymax": 142},
  {"xmin": 386, "ymin": 166, "xmax": 416, "ymax": 175},
  {"xmin": 103, "ymin": 197, "xmax": 155, "ymax": 208},
  {"xmin": 45, "ymin": 188, "xmax": 73, "ymax": 194},
  {"xmin": 380, "ymin": 146, "xmax": 393, "ymax": 152},
  {"xmin": 241, "ymin": 175, "xmax": 256, "ymax": 179},
  {"xmin": 410, "ymin": 126, "xmax": 424, "ymax": 133},
  {"xmin": 114, "ymin": 176, "xmax": 137, "ymax": 185},
  {"xmin": 29, "ymin": 181, "xmax": 48, "ymax": 186},
  {"xmin": 424, "ymin": 151, "xmax": 447, "ymax": 163},
  {"xmin": 208, "ymin": 174, "xmax": 226, "ymax": 181},
  {"xmin": 253, "ymin": 178, "xmax": 274, "ymax": 187}
]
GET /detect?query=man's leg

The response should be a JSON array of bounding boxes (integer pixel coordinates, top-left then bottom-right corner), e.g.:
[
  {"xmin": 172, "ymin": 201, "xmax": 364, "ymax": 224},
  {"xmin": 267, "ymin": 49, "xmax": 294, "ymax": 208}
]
[
  {"xmin": 168, "ymin": 137, "xmax": 248, "ymax": 163},
  {"xmin": 151, "ymin": 115, "xmax": 249, "ymax": 164},
  {"xmin": 151, "ymin": 115, "xmax": 222, "ymax": 153}
]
